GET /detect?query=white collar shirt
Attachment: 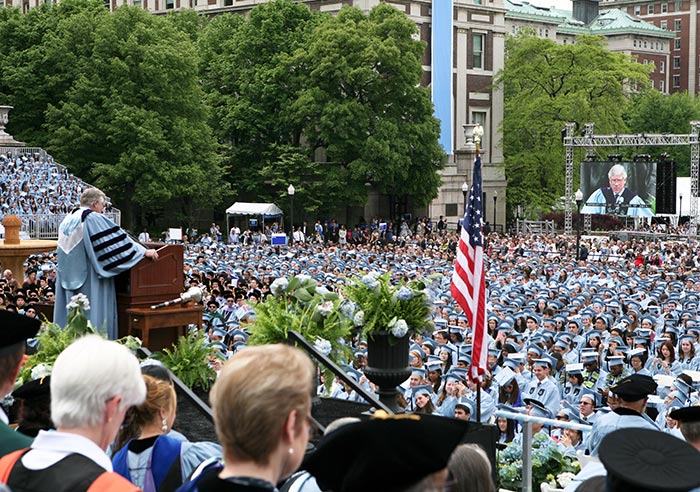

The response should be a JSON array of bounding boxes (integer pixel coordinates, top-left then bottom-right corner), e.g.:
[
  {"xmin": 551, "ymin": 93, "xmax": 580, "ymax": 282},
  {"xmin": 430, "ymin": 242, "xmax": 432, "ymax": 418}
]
[{"xmin": 21, "ymin": 430, "xmax": 112, "ymax": 472}]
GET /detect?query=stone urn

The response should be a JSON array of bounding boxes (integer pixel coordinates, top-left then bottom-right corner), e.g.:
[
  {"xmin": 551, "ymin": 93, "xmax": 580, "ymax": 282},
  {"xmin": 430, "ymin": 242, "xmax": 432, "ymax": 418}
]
[{"xmin": 363, "ymin": 331, "xmax": 411, "ymax": 413}]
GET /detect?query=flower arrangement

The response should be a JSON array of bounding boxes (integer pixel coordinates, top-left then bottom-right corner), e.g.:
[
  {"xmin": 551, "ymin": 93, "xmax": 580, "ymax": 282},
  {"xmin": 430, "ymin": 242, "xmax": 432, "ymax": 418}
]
[
  {"xmin": 498, "ymin": 433, "xmax": 580, "ymax": 490},
  {"xmin": 342, "ymin": 272, "xmax": 434, "ymax": 341},
  {"xmin": 249, "ymin": 274, "xmax": 354, "ymax": 364},
  {"xmin": 18, "ymin": 294, "xmax": 141, "ymax": 386},
  {"xmin": 18, "ymin": 294, "xmax": 98, "ymax": 385}
]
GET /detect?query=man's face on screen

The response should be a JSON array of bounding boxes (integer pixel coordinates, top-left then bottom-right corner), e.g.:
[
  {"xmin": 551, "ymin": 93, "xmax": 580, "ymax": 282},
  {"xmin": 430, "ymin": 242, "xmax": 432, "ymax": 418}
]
[{"xmin": 609, "ymin": 174, "xmax": 626, "ymax": 194}]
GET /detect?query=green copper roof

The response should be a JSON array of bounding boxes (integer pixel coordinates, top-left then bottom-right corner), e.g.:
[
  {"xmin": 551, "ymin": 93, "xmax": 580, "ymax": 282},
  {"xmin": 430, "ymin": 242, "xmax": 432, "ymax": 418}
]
[{"xmin": 506, "ymin": 0, "xmax": 675, "ymax": 38}]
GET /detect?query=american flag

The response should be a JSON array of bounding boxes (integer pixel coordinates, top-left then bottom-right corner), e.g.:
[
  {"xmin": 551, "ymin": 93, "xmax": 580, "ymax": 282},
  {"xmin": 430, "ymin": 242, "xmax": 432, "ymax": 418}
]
[{"xmin": 450, "ymin": 155, "xmax": 487, "ymax": 382}]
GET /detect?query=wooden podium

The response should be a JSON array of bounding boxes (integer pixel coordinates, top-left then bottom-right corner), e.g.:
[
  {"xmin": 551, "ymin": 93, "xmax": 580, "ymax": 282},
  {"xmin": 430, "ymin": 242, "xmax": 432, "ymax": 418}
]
[{"xmin": 116, "ymin": 243, "xmax": 201, "ymax": 351}]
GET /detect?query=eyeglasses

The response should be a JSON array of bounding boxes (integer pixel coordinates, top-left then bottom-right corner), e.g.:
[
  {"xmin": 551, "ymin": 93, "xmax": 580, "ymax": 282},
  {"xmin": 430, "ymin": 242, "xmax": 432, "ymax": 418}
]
[{"xmin": 580, "ymin": 401, "xmax": 592, "ymax": 406}]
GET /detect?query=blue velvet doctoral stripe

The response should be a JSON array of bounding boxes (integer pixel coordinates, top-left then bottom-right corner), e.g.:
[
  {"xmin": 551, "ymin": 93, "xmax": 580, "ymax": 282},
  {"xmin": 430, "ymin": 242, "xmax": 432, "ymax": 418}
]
[{"xmin": 432, "ymin": 0, "xmax": 454, "ymax": 155}]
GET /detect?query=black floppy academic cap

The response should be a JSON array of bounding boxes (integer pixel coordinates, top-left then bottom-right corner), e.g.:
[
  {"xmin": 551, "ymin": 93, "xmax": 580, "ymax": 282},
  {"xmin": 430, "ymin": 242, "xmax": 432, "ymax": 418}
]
[
  {"xmin": 669, "ymin": 406, "xmax": 700, "ymax": 423},
  {"xmin": 302, "ymin": 410, "xmax": 469, "ymax": 492},
  {"xmin": 610, "ymin": 374, "xmax": 657, "ymax": 402},
  {"xmin": 0, "ymin": 309, "xmax": 41, "ymax": 356},
  {"xmin": 12, "ymin": 375, "xmax": 50, "ymax": 400},
  {"xmin": 599, "ymin": 428, "xmax": 700, "ymax": 492}
]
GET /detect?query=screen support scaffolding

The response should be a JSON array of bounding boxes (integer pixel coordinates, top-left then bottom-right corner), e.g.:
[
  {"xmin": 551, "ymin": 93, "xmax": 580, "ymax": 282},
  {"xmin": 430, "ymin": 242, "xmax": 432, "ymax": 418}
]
[{"xmin": 564, "ymin": 122, "xmax": 700, "ymax": 236}]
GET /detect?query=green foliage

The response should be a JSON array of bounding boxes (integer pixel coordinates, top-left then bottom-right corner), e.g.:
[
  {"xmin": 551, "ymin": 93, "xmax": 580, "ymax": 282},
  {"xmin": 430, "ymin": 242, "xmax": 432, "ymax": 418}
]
[
  {"xmin": 249, "ymin": 275, "xmax": 353, "ymax": 364},
  {"xmin": 43, "ymin": 6, "xmax": 223, "ymax": 229},
  {"xmin": 18, "ymin": 299, "xmax": 98, "ymax": 385},
  {"xmin": 498, "ymin": 33, "xmax": 651, "ymax": 215},
  {"xmin": 156, "ymin": 330, "xmax": 218, "ymax": 391},
  {"xmin": 624, "ymin": 90, "xmax": 700, "ymax": 176},
  {"xmin": 342, "ymin": 272, "xmax": 434, "ymax": 341},
  {"xmin": 0, "ymin": 1, "xmax": 223, "ymax": 229},
  {"xmin": 199, "ymin": 0, "xmax": 444, "ymax": 217}
]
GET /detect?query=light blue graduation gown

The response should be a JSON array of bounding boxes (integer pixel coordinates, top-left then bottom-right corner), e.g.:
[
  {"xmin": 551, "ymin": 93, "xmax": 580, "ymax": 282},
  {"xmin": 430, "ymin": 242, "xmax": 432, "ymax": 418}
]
[{"xmin": 54, "ymin": 207, "xmax": 146, "ymax": 339}]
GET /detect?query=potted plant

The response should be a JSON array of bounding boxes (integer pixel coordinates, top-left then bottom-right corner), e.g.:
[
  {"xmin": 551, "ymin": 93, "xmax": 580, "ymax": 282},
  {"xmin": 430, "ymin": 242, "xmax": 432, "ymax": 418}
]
[
  {"xmin": 249, "ymin": 274, "xmax": 354, "ymax": 388},
  {"xmin": 342, "ymin": 272, "xmax": 435, "ymax": 412},
  {"xmin": 156, "ymin": 330, "xmax": 219, "ymax": 393}
]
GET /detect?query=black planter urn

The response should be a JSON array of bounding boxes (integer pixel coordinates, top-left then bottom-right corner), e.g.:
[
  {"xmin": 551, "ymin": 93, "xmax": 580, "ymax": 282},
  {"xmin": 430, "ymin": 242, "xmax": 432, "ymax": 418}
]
[{"xmin": 364, "ymin": 331, "xmax": 411, "ymax": 413}]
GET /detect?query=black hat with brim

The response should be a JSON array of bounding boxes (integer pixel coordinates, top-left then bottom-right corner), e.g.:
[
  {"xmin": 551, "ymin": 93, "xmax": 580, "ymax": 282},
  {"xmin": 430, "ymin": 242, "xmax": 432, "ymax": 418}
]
[
  {"xmin": 610, "ymin": 374, "xmax": 657, "ymax": 402},
  {"xmin": 302, "ymin": 411, "xmax": 469, "ymax": 492},
  {"xmin": 0, "ymin": 309, "xmax": 41, "ymax": 355},
  {"xmin": 599, "ymin": 428, "xmax": 700, "ymax": 492},
  {"xmin": 669, "ymin": 406, "xmax": 700, "ymax": 423}
]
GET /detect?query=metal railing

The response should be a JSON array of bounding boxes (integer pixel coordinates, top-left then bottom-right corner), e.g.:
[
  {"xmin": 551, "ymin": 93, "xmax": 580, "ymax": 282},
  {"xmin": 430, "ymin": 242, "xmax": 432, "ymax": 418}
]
[
  {"xmin": 495, "ymin": 409, "xmax": 592, "ymax": 492},
  {"xmin": 517, "ymin": 220, "xmax": 556, "ymax": 235},
  {"xmin": 0, "ymin": 148, "xmax": 123, "ymax": 238},
  {"xmin": 0, "ymin": 147, "xmax": 47, "ymax": 159},
  {"xmin": 9, "ymin": 211, "xmax": 121, "ymax": 239}
]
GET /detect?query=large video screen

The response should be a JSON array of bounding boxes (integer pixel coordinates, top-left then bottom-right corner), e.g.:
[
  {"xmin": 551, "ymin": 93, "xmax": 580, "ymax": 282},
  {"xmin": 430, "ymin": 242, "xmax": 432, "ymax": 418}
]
[{"xmin": 580, "ymin": 161, "xmax": 656, "ymax": 217}]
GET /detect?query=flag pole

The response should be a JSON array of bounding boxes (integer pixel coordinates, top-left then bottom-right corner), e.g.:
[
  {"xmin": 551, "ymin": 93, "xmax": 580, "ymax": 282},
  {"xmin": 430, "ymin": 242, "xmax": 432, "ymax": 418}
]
[
  {"xmin": 475, "ymin": 137, "xmax": 482, "ymax": 423},
  {"xmin": 450, "ymin": 123, "xmax": 485, "ymax": 424}
]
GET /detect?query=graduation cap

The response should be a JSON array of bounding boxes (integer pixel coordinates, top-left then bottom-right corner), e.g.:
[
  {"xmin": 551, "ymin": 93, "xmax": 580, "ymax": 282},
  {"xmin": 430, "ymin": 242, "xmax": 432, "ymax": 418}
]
[
  {"xmin": 445, "ymin": 368, "xmax": 468, "ymax": 382},
  {"xmin": 302, "ymin": 411, "xmax": 471, "ymax": 492},
  {"xmin": 607, "ymin": 355, "xmax": 625, "ymax": 367},
  {"xmin": 410, "ymin": 384, "xmax": 433, "ymax": 401},
  {"xmin": 627, "ymin": 348, "xmax": 646, "ymax": 360},
  {"xmin": 0, "ymin": 309, "xmax": 41, "ymax": 356},
  {"xmin": 526, "ymin": 345, "xmax": 543, "ymax": 357},
  {"xmin": 599, "ymin": 428, "xmax": 700, "ymax": 492},
  {"xmin": 523, "ymin": 398, "xmax": 552, "ymax": 419},
  {"xmin": 425, "ymin": 359, "xmax": 443, "ymax": 373},
  {"xmin": 12, "ymin": 375, "xmax": 51, "ymax": 400},
  {"xmin": 455, "ymin": 397, "xmax": 475, "ymax": 415},
  {"xmin": 610, "ymin": 374, "xmax": 657, "ymax": 402},
  {"xmin": 565, "ymin": 363, "xmax": 584, "ymax": 375}
]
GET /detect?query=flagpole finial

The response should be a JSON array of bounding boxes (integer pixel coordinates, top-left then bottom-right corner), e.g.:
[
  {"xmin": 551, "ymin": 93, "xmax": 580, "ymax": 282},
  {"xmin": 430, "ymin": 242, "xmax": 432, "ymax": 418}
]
[{"xmin": 473, "ymin": 124, "xmax": 483, "ymax": 156}]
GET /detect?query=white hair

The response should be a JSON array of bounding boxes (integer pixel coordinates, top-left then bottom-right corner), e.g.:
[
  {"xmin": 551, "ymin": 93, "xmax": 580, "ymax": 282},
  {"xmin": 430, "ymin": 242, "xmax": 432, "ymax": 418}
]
[
  {"xmin": 51, "ymin": 335, "xmax": 146, "ymax": 428},
  {"xmin": 608, "ymin": 164, "xmax": 627, "ymax": 179}
]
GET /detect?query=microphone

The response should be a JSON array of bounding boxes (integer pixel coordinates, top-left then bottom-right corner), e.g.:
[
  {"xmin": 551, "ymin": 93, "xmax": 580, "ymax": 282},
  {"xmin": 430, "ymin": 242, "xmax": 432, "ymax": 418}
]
[{"xmin": 151, "ymin": 286, "xmax": 205, "ymax": 310}]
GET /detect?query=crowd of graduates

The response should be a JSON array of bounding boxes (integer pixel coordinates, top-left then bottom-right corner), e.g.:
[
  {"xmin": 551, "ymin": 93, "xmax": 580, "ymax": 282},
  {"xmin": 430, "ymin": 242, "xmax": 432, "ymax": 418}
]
[{"xmin": 6, "ymin": 211, "xmax": 700, "ymax": 490}]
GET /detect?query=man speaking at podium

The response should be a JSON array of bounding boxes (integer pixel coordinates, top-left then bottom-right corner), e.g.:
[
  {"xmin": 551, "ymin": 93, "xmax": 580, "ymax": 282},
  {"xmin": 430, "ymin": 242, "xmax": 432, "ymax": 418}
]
[{"xmin": 54, "ymin": 187, "xmax": 158, "ymax": 339}]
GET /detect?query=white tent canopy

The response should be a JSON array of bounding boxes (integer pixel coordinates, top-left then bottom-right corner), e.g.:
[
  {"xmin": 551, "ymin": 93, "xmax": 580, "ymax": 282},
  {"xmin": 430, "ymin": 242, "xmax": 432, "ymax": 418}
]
[
  {"xmin": 225, "ymin": 202, "xmax": 283, "ymax": 217},
  {"xmin": 225, "ymin": 202, "xmax": 284, "ymax": 236}
]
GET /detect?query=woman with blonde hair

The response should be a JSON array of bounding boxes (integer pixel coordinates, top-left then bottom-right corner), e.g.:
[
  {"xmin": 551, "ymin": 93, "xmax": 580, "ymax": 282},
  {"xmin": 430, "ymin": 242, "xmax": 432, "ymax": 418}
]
[
  {"xmin": 112, "ymin": 375, "xmax": 220, "ymax": 492},
  {"xmin": 184, "ymin": 344, "xmax": 315, "ymax": 491}
]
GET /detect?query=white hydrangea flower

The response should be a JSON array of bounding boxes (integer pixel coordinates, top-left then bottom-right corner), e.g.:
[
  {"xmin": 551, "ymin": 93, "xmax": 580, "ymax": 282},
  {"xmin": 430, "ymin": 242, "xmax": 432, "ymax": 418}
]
[
  {"xmin": 30, "ymin": 363, "xmax": 52, "ymax": 380},
  {"xmin": 390, "ymin": 319, "xmax": 409, "ymax": 338},
  {"xmin": 317, "ymin": 301, "xmax": 334, "ymax": 317},
  {"xmin": 270, "ymin": 277, "xmax": 289, "ymax": 296},
  {"xmin": 313, "ymin": 338, "xmax": 332, "ymax": 356},
  {"xmin": 66, "ymin": 293, "xmax": 90, "ymax": 311},
  {"xmin": 353, "ymin": 310, "xmax": 365, "ymax": 327}
]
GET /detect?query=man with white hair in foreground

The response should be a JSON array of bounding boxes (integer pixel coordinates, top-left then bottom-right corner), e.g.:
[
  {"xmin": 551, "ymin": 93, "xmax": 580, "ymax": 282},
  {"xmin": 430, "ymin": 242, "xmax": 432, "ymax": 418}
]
[{"xmin": 0, "ymin": 335, "xmax": 147, "ymax": 492}]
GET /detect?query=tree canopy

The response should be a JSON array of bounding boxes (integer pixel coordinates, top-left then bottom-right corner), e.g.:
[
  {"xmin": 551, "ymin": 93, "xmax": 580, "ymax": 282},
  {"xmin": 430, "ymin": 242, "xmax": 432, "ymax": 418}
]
[
  {"xmin": 0, "ymin": 0, "xmax": 446, "ymax": 226},
  {"xmin": 497, "ymin": 33, "xmax": 651, "ymax": 214},
  {"xmin": 200, "ymin": 1, "xmax": 445, "ymax": 219},
  {"xmin": 624, "ymin": 90, "xmax": 700, "ymax": 176}
]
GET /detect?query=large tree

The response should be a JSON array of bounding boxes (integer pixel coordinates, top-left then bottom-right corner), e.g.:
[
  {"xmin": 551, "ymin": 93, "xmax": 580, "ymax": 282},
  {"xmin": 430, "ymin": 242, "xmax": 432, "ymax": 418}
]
[
  {"xmin": 199, "ymin": 0, "xmax": 444, "ymax": 219},
  {"xmin": 497, "ymin": 33, "xmax": 651, "ymax": 214},
  {"xmin": 45, "ymin": 6, "xmax": 222, "ymax": 228},
  {"xmin": 0, "ymin": 0, "xmax": 107, "ymax": 146},
  {"xmin": 624, "ymin": 90, "xmax": 700, "ymax": 176}
]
